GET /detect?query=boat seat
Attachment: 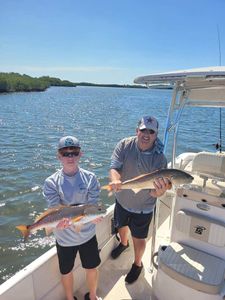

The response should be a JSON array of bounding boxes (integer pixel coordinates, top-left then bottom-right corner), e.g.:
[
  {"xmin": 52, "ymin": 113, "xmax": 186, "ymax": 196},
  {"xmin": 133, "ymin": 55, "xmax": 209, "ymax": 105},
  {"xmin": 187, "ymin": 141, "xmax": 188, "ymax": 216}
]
[
  {"xmin": 175, "ymin": 209, "xmax": 225, "ymax": 247},
  {"xmin": 191, "ymin": 151, "xmax": 225, "ymax": 180},
  {"xmin": 159, "ymin": 242, "xmax": 225, "ymax": 294}
]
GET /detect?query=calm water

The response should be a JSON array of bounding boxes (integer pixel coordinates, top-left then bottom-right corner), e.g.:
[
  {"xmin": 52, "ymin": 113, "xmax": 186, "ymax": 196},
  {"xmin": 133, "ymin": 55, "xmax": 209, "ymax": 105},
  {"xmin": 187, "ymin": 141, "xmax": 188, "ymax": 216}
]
[{"xmin": 0, "ymin": 86, "xmax": 224, "ymax": 284}]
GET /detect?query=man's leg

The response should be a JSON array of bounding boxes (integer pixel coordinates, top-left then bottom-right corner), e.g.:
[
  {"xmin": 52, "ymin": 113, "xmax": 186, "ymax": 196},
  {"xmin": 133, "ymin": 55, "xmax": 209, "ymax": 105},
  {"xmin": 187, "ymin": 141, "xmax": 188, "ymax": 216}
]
[
  {"xmin": 111, "ymin": 202, "xmax": 130, "ymax": 259},
  {"xmin": 124, "ymin": 237, "xmax": 145, "ymax": 284},
  {"xmin": 130, "ymin": 211, "xmax": 152, "ymax": 266},
  {"xmin": 111, "ymin": 226, "xmax": 130, "ymax": 259},
  {"xmin": 125, "ymin": 212, "xmax": 152, "ymax": 284},
  {"xmin": 118, "ymin": 225, "xmax": 129, "ymax": 246},
  {"xmin": 132, "ymin": 237, "xmax": 146, "ymax": 266}
]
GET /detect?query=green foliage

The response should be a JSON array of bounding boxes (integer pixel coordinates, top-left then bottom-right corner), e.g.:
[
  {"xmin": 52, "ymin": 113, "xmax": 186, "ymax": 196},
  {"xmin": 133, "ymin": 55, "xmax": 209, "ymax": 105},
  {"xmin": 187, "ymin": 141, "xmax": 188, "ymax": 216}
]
[
  {"xmin": 0, "ymin": 73, "xmax": 76, "ymax": 93},
  {"xmin": 39, "ymin": 76, "xmax": 76, "ymax": 87},
  {"xmin": 0, "ymin": 72, "xmax": 145, "ymax": 93}
]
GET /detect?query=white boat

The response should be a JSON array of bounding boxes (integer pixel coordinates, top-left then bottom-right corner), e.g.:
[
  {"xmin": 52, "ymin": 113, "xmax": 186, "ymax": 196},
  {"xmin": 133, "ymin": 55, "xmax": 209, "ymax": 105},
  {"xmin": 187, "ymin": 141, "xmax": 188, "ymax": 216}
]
[{"xmin": 1, "ymin": 66, "xmax": 225, "ymax": 300}]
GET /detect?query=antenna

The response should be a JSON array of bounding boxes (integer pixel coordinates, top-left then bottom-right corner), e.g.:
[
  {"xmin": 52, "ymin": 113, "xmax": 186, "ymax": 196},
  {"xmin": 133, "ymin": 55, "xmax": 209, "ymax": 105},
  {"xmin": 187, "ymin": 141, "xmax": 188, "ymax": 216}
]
[
  {"xmin": 217, "ymin": 25, "xmax": 222, "ymax": 66},
  {"xmin": 217, "ymin": 25, "xmax": 222, "ymax": 153}
]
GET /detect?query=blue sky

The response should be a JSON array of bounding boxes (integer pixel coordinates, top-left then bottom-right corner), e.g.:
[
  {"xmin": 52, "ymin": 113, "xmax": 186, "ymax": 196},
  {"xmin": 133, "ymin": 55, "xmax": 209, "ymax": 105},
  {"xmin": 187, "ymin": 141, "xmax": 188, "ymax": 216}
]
[{"xmin": 1, "ymin": 0, "xmax": 225, "ymax": 84}]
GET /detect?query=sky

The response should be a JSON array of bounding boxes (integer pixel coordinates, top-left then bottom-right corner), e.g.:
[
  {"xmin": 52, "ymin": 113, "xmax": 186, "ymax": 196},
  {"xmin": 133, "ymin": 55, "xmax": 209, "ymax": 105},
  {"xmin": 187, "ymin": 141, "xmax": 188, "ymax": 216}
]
[{"xmin": 1, "ymin": 0, "xmax": 225, "ymax": 84}]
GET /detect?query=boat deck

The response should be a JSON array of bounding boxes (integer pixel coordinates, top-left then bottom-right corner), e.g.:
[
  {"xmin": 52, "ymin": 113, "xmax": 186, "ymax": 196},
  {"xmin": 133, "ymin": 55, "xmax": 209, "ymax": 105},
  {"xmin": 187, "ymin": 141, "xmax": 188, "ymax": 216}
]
[{"xmin": 76, "ymin": 198, "xmax": 171, "ymax": 300}]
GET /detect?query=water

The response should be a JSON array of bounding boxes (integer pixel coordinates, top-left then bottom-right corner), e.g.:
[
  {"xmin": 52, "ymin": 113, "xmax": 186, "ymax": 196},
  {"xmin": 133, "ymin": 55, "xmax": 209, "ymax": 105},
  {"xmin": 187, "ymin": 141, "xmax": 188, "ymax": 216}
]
[{"xmin": 0, "ymin": 86, "xmax": 224, "ymax": 284}]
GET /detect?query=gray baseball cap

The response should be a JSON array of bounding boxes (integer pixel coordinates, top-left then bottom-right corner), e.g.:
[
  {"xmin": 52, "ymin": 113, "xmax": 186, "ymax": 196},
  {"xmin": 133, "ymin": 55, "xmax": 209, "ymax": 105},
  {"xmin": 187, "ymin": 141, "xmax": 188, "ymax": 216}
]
[{"xmin": 58, "ymin": 136, "xmax": 80, "ymax": 150}]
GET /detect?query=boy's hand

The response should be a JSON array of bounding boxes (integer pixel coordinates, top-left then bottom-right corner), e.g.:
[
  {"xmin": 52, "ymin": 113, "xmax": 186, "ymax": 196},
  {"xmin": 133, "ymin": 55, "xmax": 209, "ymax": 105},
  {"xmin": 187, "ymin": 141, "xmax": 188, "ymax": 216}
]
[
  {"xmin": 91, "ymin": 216, "xmax": 104, "ymax": 224},
  {"xmin": 56, "ymin": 218, "xmax": 71, "ymax": 229}
]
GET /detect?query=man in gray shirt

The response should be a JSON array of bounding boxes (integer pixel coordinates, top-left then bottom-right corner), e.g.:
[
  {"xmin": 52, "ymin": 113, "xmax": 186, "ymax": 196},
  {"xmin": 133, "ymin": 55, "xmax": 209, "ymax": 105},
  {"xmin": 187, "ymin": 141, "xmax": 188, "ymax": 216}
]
[
  {"xmin": 43, "ymin": 136, "xmax": 102, "ymax": 300},
  {"xmin": 109, "ymin": 116, "xmax": 170, "ymax": 284}
]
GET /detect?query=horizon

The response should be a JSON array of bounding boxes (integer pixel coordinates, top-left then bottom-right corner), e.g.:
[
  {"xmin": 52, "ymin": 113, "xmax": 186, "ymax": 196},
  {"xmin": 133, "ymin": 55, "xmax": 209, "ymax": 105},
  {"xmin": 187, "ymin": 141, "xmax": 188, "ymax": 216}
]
[{"xmin": 1, "ymin": 0, "xmax": 225, "ymax": 84}]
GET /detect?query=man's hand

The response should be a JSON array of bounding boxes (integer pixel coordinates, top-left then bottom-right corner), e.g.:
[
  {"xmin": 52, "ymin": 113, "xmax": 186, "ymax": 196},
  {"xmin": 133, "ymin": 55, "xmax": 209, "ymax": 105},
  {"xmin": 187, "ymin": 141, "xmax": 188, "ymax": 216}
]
[
  {"xmin": 109, "ymin": 179, "xmax": 122, "ymax": 192},
  {"xmin": 149, "ymin": 177, "xmax": 171, "ymax": 198}
]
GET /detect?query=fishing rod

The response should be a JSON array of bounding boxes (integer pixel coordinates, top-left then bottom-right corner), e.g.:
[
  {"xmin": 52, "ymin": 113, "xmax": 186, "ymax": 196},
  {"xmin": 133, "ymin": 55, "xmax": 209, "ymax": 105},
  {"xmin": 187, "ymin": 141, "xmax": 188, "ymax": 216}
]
[{"xmin": 216, "ymin": 25, "xmax": 222, "ymax": 153}]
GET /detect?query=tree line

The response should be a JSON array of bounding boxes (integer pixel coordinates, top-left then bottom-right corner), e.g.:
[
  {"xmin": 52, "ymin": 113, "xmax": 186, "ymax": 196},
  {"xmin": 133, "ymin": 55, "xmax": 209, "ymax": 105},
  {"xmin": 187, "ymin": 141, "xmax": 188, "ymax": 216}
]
[
  {"xmin": 0, "ymin": 73, "xmax": 77, "ymax": 93},
  {"xmin": 0, "ymin": 72, "xmax": 147, "ymax": 93}
]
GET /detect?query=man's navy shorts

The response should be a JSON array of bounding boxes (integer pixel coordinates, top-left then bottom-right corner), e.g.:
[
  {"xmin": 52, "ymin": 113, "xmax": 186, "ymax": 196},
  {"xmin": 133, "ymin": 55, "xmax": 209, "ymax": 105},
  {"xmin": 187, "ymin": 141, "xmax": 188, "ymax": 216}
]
[
  {"xmin": 114, "ymin": 201, "xmax": 153, "ymax": 239},
  {"xmin": 56, "ymin": 235, "xmax": 101, "ymax": 275}
]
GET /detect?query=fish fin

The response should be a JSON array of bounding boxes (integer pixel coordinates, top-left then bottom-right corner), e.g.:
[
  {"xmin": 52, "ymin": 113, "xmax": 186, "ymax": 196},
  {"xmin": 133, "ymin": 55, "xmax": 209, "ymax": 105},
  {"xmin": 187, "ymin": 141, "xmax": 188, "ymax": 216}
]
[
  {"xmin": 35, "ymin": 210, "xmax": 53, "ymax": 222},
  {"xmin": 16, "ymin": 225, "xmax": 30, "ymax": 240},
  {"xmin": 122, "ymin": 169, "xmax": 163, "ymax": 184},
  {"xmin": 72, "ymin": 215, "xmax": 84, "ymax": 223},
  {"xmin": 132, "ymin": 188, "xmax": 142, "ymax": 194},
  {"xmin": 101, "ymin": 184, "xmax": 112, "ymax": 192},
  {"xmin": 123, "ymin": 173, "xmax": 150, "ymax": 184}
]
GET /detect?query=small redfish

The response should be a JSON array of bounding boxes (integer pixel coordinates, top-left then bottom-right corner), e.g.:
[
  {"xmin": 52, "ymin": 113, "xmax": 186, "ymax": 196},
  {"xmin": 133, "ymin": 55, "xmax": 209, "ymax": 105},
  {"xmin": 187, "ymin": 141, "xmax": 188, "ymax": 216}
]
[{"xmin": 16, "ymin": 203, "xmax": 106, "ymax": 240}]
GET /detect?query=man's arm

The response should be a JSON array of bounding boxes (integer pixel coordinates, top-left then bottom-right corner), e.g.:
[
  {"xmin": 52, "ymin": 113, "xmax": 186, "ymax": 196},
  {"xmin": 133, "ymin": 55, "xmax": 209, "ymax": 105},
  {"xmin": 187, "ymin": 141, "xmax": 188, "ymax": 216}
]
[{"xmin": 109, "ymin": 168, "xmax": 122, "ymax": 192}]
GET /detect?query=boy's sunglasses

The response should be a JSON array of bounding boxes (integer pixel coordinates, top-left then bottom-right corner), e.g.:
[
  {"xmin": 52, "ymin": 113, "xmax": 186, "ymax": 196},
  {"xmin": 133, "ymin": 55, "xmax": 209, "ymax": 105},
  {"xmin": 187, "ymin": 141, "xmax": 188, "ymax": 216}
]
[{"xmin": 61, "ymin": 151, "xmax": 80, "ymax": 157}]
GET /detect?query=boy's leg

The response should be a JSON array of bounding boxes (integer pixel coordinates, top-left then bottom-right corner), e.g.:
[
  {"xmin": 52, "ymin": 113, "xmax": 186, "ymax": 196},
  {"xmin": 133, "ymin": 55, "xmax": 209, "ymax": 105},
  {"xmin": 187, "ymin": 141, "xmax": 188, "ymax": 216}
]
[
  {"xmin": 79, "ymin": 236, "xmax": 101, "ymax": 300},
  {"xmin": 61, "ymin": 272, "xmax": 74, "ymax": 300},
  {"xmin": 56, "ymin": 242, "xmax": 78, "ymax": 300},
  {"xmin": 85, "ymin": 268, "xmax": 99, "ymax": 300}
]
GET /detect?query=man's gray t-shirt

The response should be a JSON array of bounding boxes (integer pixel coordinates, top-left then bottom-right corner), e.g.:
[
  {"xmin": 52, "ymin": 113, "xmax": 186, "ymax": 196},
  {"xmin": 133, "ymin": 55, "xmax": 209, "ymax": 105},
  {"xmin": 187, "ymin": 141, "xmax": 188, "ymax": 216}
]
[
  {"xmin": 43, "ymin": 167, "xmax": 100, "ymax": 247},
  {"xmin": 110, "ymin": 136, "xmax": 167, "ymax": 213}
]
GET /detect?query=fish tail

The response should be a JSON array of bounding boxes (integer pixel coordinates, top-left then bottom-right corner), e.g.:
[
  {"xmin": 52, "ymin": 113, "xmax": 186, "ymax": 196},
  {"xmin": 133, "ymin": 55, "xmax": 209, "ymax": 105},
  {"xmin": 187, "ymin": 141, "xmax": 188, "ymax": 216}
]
[{"xmin": 16, "ymin": 225, "xmax": 30, "ymax": 240}]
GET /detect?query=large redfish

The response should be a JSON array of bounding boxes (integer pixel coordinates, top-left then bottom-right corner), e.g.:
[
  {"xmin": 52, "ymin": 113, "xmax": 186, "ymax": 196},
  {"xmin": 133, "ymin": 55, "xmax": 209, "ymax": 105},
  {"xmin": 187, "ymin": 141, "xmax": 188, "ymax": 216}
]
[
  {"xmin": 16, "ymin": 203, "xmax": 106, "ymax": 240},
  {"xmin": 102, "ymin": 168, "xmax": 193, "ymax": 194}
]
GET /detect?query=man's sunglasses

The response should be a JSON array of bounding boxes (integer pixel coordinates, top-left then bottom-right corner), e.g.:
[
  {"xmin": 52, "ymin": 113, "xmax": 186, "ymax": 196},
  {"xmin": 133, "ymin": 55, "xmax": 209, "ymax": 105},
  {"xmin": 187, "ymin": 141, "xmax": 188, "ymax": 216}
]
[
  {"xmin": 139, "ymin": 129, "xmax": 155, "ymax": 134},
  {"xmin": 61, "ymin": 151, "xmax": 80, "ymax": 157}
]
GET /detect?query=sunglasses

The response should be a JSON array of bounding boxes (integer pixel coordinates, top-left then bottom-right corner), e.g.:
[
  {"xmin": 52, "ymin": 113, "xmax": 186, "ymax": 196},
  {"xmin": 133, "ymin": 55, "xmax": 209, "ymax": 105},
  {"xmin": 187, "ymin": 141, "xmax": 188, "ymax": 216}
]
[
  {"xmin": 61, "ymin": 151, "xmax": 80, "ymax": 157},
  {"xmin": 139, "ymin": 129, "xmax": 155, "ymax": 134}
]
